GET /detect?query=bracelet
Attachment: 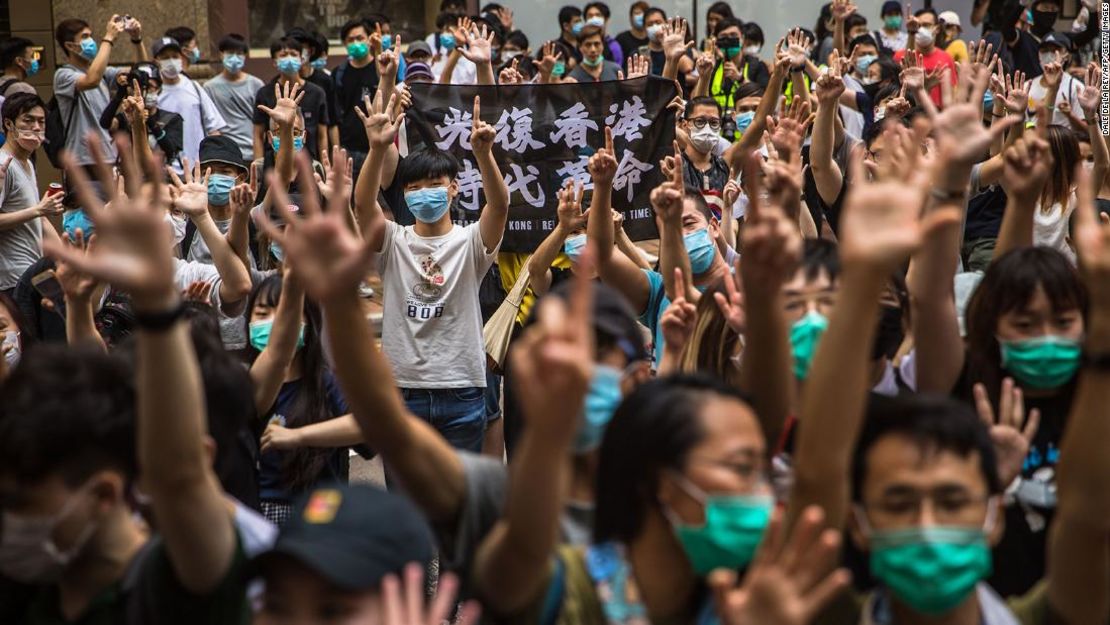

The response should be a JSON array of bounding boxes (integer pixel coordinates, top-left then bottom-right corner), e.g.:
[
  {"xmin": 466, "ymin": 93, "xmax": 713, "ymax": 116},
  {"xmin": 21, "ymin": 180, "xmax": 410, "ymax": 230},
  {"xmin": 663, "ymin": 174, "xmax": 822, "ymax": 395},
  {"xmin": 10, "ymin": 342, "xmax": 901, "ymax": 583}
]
[
  {"xmin": 929, "ymin": 186, "xmax": 967, "ymax": 203},
  {"xmin": 102, "ymin": 38, "xmax": 115, "ymax": 46},
  {"xmin": 791, "ymin": 63, "xmax": 805, "ymax": 73},
  {"xmin": 134, "ymin": 300, "xmax": 187, "ymax": 332},
  {"xmin": 1082, "ymin": 350, "xmax": 1110, "ymax": 370},
  {"xmin": 991, "ymin": 111, "xmax": 1005, "ymax": 118}
]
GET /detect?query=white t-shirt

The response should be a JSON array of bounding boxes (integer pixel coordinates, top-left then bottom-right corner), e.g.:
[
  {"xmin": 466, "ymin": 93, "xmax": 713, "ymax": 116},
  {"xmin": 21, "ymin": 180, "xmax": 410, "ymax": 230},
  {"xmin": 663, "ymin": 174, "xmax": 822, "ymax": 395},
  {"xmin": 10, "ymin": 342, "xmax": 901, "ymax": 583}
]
[
  {"xmin": 158, "ymin": 76, "xmax": 228, "ymax": 170},
  {"xmin": 1033, "ymin": 194, "xmax": 1077, "ymax": 264},
  {"xmin": 173, "ymin": 257, "xmax": 248, "ymax": 348},
  {"xmin": 1026, "ymin": 73, "xmax": 1082, "ymax": 127},
  {"xmin": 425, "ymin": 33, "xmax": 478, "ymax": 84},
  {"xmin": 377, "ymin": 221, "xmax": 499, "ymax": 388}
]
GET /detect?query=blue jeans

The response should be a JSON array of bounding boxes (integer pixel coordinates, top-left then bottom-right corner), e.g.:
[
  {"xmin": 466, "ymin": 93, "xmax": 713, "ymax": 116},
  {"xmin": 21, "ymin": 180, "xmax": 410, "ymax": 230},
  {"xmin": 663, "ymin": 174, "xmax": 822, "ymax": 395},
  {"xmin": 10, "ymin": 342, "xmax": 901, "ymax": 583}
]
[{"xmin": 401, "ymin": 387, "xmax": 486, "ymax": 453}]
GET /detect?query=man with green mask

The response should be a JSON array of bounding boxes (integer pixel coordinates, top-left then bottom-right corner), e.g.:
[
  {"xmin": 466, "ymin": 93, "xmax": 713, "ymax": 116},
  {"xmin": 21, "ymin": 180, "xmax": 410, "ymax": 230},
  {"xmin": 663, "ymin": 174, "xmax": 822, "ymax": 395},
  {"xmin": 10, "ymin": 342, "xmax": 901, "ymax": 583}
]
[
  {"xmin": 333, "ymin": 18, "xmax": 380, "ymax": 184},
  {"xmin": 706, "ymin": 17, "xmax": 769, "ymax": 113}
]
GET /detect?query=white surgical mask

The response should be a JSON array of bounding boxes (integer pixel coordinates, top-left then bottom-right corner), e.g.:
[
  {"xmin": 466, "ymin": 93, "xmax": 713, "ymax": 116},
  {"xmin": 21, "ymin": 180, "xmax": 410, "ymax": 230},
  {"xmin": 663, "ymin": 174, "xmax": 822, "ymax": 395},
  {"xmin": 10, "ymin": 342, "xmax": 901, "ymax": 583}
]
[
  {"xmin": 874, "ymin": 106, "xmax": 887, "ymax": 121},
  {"xmin": 690, "ymin": 125, "xmax": 720, "ymax": 154},
  {"xmin": 744, "ymin": 44, "xmax": 761, "ymax": 56},
  {"xmin": 0, "ymin": 487, "xmax": 98, "ymax": 584},
  {"xmin": 158, "ymin": 58, "xmax": 183, "ymax": 78},
  {"xmin": 2, "ymin": 330, "xmax": 19, "ymax": 369},
  {"xmin": 1039, "ymin": 51, "xmax": 1059, "ymax": 66},
  {"xmin": 914, "ymin": 27, "xmax": 935, "ymax": 47}
]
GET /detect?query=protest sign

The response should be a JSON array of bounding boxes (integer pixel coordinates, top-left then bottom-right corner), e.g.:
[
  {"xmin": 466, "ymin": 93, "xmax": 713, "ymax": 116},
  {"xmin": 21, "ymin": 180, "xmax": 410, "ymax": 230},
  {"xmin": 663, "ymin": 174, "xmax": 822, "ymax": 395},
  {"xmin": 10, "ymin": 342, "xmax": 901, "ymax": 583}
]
[{"xmin": 406, "ymin": 76, "xmax": 678, "ymax": 252}]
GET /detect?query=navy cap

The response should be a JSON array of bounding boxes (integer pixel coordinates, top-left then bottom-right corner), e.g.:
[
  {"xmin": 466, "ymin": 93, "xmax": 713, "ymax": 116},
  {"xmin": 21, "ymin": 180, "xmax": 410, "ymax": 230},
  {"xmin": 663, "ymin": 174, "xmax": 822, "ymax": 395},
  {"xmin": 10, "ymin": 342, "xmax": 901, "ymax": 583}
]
[
  {"xmin": 1039, "ymin": 31, "xmax": 1071, "ymax": 50},
  {"xmin": 252, "ymin": 484, "xmax": 435, "ymax": 591},
  {"xmin": 151, "ymin": 36, "xmax": 182, "ymax": 58}
]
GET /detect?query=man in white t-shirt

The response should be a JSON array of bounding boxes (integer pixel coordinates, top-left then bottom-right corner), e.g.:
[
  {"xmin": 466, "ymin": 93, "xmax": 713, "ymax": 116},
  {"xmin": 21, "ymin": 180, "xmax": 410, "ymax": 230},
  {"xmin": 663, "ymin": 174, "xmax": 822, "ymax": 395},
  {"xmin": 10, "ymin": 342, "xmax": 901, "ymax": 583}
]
[
  {"xmin": 355, "ymin": 93, "xmax": 508, "ymax": 452},
  {"xmin": 1025, "ymin": 32, "xmax": 1083, "ymax": 129},
  {"xmin": 152, "ymin": 37, "xmax": 228, "ymax": 172}
]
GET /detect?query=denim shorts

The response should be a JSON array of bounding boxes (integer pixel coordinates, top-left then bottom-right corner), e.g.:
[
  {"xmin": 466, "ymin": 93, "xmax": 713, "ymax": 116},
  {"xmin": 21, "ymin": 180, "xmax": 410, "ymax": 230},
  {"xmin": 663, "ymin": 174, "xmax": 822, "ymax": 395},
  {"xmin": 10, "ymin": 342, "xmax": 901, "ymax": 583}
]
[{"xmin": 401, "ymin": 386, "xmax": 486, "ymax": 453}]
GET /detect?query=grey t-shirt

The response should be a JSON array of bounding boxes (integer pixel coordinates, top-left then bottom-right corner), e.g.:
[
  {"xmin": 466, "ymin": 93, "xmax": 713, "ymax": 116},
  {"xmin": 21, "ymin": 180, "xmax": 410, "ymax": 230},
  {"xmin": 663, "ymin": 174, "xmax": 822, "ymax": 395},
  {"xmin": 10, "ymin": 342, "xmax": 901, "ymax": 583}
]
[
  {"xmin": 53, "ymin": 64, "xmax": 120, "ymax": 165},
  {"xmin": 0, "ymin": 151, "xmax": 42, "ymax": 289},
  {"xmin": 205, "ymin": 73, "xmax": 265, "ymax": 161},
  {"xmin": 568, "ymin": 60, "xmax": 623, "ymax": 83}
]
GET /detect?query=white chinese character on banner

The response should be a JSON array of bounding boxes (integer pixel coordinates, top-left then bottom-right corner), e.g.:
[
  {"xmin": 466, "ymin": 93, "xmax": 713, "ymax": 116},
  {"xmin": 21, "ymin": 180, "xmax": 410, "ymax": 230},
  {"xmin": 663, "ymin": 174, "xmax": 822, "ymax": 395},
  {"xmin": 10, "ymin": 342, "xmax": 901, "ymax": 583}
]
[
  {"xmin": 494, "ymin": 107, "xmax": 546, "ymax": 153},
  {"xmin": 504, "ymin": 163, "xmax": 546, "ymax": 207},
  {"xmin": 555, "ymin": 156, "xmax": 594, "ymax": 191},
  {"xmin": 434, "ymin": 107, "xmax": 473, "ymax": 150},
  {"xmin": 549, "ymin": 102, "xmax": 599, "ymax": 149},
  {"xmin": 612, "ymin": 151, "xmax": 652, "ymax": 202},
  {"xmin": 456, "ymin": 159, "xmax": 483, "ymax": 211},
  {"xmin": 605, "ymin": 96, "xmax": 651, "ymax": 142}
]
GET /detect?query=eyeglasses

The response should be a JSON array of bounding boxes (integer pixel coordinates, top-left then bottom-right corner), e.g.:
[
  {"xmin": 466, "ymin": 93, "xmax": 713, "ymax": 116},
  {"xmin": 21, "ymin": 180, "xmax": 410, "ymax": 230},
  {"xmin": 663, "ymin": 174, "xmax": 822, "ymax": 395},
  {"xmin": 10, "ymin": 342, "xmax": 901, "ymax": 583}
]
[{"xmin": 689, "ymin": 117, "xmax": 722, "ymax": 130}]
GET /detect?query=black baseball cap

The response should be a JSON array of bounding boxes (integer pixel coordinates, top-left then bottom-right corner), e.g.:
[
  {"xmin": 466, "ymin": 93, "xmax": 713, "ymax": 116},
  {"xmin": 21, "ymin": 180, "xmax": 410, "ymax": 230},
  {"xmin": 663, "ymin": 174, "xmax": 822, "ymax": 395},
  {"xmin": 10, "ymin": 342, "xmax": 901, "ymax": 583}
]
[
  {"xmin": 1039, "ymin": 31, "xmax": 1071, "ymax": 50},
  {"xmin": 199, "ymin": 135, "xmax": 248, "ymax": 175},
  {"xmin": 252, "ymin": 484, "xmax": 435, "ymax": 591},
  {"xmin": 530, "ymin": 280, "xmax": 650, "ymax": 363},
  {"xmin": 151, "ymin": 36, "xmax": 182, "ymax": 58}
]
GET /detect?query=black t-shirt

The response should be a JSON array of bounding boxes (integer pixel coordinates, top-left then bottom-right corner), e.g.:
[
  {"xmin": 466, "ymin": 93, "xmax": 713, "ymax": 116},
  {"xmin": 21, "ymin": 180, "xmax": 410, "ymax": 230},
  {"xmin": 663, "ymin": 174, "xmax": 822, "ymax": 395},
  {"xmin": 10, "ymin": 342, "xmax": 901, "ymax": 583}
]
[
  {"xmin": 252, "ymin": 78, "xmax": 329, "ymax": 161},
  {"xmin": 616, "ymin": 31, "xmax": 648, "ymax": 61},
  {"xmin": 333, "ymin": 61, "xmax": 380, "ymax": 153},
  {"xmin": 648, "ymin": 49, "xmax": 687, "ymax": 92},
  {"xmin": 964, "ymin": 185, "xmax": 1008, "ymax": 241},
  {"xmin": 304, "ymin": 69, "xmax": 339, "ymax": 131},
  {"xmin": 984, "ymin": 29, "xmax": 1042, "ymax": 78}
]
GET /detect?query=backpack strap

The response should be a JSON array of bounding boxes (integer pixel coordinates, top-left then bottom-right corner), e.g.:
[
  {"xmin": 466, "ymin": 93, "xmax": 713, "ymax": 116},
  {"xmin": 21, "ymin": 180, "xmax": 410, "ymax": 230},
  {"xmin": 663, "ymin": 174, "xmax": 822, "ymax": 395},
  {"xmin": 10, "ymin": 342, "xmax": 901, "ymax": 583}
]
[
  {"xmin": 334, "ymin": 62, "xmax": 347, "ymax": 91},
  {"xmin": 539, "ymin": 553, "xmax": 567, "ymax": 625},
  {"xmin": 0, "ymin": 78, "xmax": 19, "ymax": 97},
  {"xmin": 180, "ymin": 218, "xmax": 198, "ymax": 260}
]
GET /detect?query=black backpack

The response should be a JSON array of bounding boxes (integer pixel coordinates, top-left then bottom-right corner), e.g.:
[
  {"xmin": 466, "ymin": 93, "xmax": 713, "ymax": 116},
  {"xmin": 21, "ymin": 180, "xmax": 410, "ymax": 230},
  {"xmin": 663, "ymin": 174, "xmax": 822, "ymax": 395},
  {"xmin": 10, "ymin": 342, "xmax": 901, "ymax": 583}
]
[{"xmin": 44, "ymin": 93, "xmax": 77, "ymax": 169}]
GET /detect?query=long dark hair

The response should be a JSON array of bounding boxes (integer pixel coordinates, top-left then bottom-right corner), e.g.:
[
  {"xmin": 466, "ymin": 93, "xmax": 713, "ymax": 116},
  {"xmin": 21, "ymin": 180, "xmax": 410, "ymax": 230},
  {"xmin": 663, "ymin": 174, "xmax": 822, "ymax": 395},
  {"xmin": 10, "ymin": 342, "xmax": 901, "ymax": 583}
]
[
  {"xmin": 964, "ymin": 247, "xmax": 1087, "ymax": 406},
  {"xmin": 679, "ymin": 277, "xmax": 741, "ymax": 381},
  {"xmin": 1041, "ymin": 125, "xmax": 1080, "ymax": 212},
  {"xmin": 246, "ymin": 275, "xmax": 333, "ymax": 493}
]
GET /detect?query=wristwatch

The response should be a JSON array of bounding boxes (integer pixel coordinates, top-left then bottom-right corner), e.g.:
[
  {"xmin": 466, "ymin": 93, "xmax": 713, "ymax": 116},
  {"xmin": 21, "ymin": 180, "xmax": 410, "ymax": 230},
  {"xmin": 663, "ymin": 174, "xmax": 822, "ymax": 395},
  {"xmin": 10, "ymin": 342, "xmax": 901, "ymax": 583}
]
[{"xmin": 134, "ymin": 300, "xmax": 187, "ymax": 332}]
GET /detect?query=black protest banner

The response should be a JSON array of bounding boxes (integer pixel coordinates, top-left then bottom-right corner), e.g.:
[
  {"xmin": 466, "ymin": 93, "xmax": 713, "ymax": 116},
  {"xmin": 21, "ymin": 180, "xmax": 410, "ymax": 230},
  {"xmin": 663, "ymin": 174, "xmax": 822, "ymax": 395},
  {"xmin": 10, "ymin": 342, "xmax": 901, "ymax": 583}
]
[{"xmin": 405, "ymin": 76, "xmax": 677, "ymax": 252}]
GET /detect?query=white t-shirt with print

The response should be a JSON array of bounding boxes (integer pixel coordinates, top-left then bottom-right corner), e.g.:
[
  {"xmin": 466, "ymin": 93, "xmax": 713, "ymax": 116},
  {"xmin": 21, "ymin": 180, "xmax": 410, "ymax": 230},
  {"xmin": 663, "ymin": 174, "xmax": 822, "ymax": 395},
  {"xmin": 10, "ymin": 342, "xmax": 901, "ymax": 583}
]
[
  {"xmin": 377, "ymin": 221, "xmax": 498, "ymax": 389},
  {"xmin": 1025, "ymin": 73, "xmax": 1082, "ymax": 127}
]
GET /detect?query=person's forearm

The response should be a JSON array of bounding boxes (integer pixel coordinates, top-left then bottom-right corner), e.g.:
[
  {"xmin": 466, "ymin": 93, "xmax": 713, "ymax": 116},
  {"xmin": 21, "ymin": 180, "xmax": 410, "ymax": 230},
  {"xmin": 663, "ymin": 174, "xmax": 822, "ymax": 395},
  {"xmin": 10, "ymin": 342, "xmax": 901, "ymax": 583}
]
[
  {"xmin": 328, "ymin": 126, "xmax": 339, "ymax": 152},
  {"xmin": 994, "ymin": 196, "xmax": 1037, "ymax": 260},
  {"xmin": 476, "ymin": 59, "xmax": 495, "ymax": 86},
  {"xmin": 377, "ymin": 67, "xmax": 397, "ymax": 109},
  {"xmin": 833, "ymin": 16, "xmax": 846, "ymax": 57},
  {"xmin": 1087, "ymin": 109, "xmax": 1109, "ymax": 188},
  {"xmin": 227, "ymin": 208, "xmax": 251, "ymax": 270},
  {"xmin": 791, "ymin": 68, "xmax": 809, "ymax": 104},
  {"xmin": 692, "ymin": 68, "xmax": 710, "ymax": 98},
  {"xmin": 989, "ymin": 104, "xmax": 1008, "ymax": 156},
  {"xmin": 64, "ymin": 294, "xmax": 106, "ymax": 352},
  {"xmin": 477, "ymin": 149, "xmax": 509, "ymax": 251},
  {"xmin": 730, "ymin": 65, "xmax": 786, "ymax": 162},
  {"xmin": 138, "ymin": 313, "xmax": 235, "ymax": 594},
  {"xmin": 662, "ymin": 53, "xmax": 678, "ymax": 81},
  {"xmin": 737, "ymin": 287, "xmax": 793, "ymax": 452},
  {"xmin": 322, "ymin": 290, "xmax": 466, "ymax": 522},
  {"xmin": 252, "ymin": 126, "xmax": 264, "ymax": 160},
  {"xmin": 191, "ymin": 213, "xmax": 251, "ymax": 302},
  {"xmin": 587, "ymin": 178, "xmax": 616, "ymax": 262},
  {"xmin": 250, "ymin": 278, "xmax": 305, "ymax": 414},
  {"xmin": 317, "ymin": 125, "xmax": 328, "ymax": 161},
  {"xmin": 130, "ymin": 119, "xmax": 154, "ymax": 165},
  {"xmin": 660, "ymin": 218, "xmax": 693, "ymax": 301},
  {"xmin": 788, "ymin": 262, "xmax": 886, "ymax": 534},
  {"xmin": 354, "ymin": 144, "xmax": 388, "ymax": 239},
  {"xmin": 527, "ymin": 225, "xmax": 571, "ymax": 281},
  {"xmin": 809, "ymin": 103, "xmax": 841, "ymax": 203},
  {"xmin": 99, "ymin": 92, "xmax": 126, "ymax": 130},
  {"xmin": 276, "ymin": 123, "xmax": 294, "ymax": 184},
  {"xmin": 971, "ymin": 0, "xmax": 988, "ymax": 27},
  {"xmin": 0, "ymin": 206, "xmax": 42, "ymax": 230},
  {"xmin": 133, "ymin": 38, "xmax": 149, "ymax": 62},
  {"xmin": 79, "ymin": 40, "xmax": 114, "ymax": 88},
  {"xmin": 439, "ymin": 49, "xmax": 462, "ymax": 84},
  {"xmin": 288, "ymin": 414, "xmax": 364, "ymax": 447},
  {"xmin": 474, "ymin": 424, "xmax": 572, "ymax": 615},
  {"xmin": 616, "ymin": 227, "xmax": 651, "ymax": 269}
]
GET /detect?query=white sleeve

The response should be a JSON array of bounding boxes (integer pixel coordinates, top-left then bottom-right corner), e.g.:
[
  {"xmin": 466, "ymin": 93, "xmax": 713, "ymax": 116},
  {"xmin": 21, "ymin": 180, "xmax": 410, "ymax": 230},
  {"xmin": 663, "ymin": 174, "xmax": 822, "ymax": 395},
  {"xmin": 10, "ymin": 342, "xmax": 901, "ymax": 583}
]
[{"xmin": 468, "ymin": 222, "xmax": 498, "ymax": 275}]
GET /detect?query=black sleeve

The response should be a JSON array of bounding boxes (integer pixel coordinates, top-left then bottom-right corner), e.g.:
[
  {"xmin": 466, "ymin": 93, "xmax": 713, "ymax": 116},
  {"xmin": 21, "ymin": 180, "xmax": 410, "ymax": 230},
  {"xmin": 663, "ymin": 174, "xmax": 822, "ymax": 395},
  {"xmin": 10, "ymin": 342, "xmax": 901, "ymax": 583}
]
[
  {"xmin": 252, "ymin": 84, "xmax": 271, "ymax": 126},
  {"xmin": 99, "ymin": 87, "xmax": 127, "ymax": 130},
  {"xmin": 156, "ymin": 113, "xmax": 185, "ymax": 163},
  {"xmin": 747, "ymin": 55, "xmax": 770, "ymax": 89},
  {"xmin": 325, "ymin": 81, "xmax": 339, "ymax": 128},
  {"xmin": 1000, "ymin": 2, "xmax": 1024, "ymax": 46},
  {"xmin": 1072, "ymin": 7, "xmax": 1100, "ymax": 48}
]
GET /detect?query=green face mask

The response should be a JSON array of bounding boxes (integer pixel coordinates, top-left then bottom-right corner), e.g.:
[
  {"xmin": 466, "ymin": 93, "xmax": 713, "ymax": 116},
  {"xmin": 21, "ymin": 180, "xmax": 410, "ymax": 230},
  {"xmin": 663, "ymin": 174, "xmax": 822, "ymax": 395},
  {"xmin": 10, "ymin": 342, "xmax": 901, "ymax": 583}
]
[
  {"xmin": 998, "ymin": 335, "xmax": 1081, "ymax": 390},
  {"xmin": 869, "ymin": 525, "xmax": 992, "ymax": 615},
  {"xmin": 790, "ymin": 310, "xmax": 828, "ymax": 379},
  {"xmin": 724, "ymin": 46, "xmax": 742, "ymax": 59},
  {"xmin": 249, "ymin": 319, "xmax": 306, "ymax": 352},
  {"xmin": 664, "ymin": 473, "xmax": 772, "ymax": 575}
]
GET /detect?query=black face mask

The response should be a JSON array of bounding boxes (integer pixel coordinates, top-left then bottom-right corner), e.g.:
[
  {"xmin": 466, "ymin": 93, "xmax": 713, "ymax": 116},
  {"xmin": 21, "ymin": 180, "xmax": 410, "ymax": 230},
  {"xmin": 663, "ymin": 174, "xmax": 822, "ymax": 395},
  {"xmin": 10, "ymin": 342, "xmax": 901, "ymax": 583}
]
[
  {"xmin": 871, "ymin": 305, "xmax": 905, "ymax": 361},
  {"xmin": 1031, "ymin": 10, "xmax": 1058, "ymax": 37},
  {"xmin": 716, "ymin": 36, "xmax": 741, "ymax": 51},
  {"xmin": 862, "ymin": 80, "xmax": 883, "ymax": 100}
]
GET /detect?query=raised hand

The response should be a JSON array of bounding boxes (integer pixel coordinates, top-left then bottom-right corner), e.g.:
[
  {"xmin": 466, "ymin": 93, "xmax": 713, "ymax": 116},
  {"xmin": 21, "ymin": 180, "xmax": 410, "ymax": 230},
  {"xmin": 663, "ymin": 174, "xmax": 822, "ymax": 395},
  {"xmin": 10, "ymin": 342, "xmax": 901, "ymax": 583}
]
[
  {"xmin": 53, "ymin": 230, "xmax": 102, "ymax": 304},
  {"xmin": 256, "ymin": 153, "xmax": 381, "ymax": 302},
  {"xmin": 766, "ymin": 96, "xmax": 812, "ymax": 158},
  {"xmin": 662, "ymin": 17, "xmax": 691, "ymax": 62},
  {"xmin": 377, "ymin": 47, "xmax": 399, "ymax": 78},
  {"xmin": 257, "ymin": 81, "xmax": 304, "ymax": 130},
  {"xmin": 470, "ymin": 96, "xmax": 496, "ymax": 155},
  {"xmin": 932, "ymin": 59, "xmax": 1020, "ymax": 166},
  {"xmin": 182, "ymin": 279, "xmax": 214, "ymax": 304},
  {"xmin": 588, "ymin": 126, "xmax": 618, "ymax": 185},
  {"xmin": 814, "ymin": 51, "xmax": 845, "ymax": 104},
  {"xmin": 381, "ymin": 563, "xmax": 481, "ymax": 625},
  {"xmin": 451, "ymin": 16, "xmax": 474, "ymax": 50},
  {"xmin": 459, "ymin": 23, "xmax": 495, "ymax": 65},
  {"xmin": 229, "ymin": 166, "xmax": 257, "ymax": 217},
  {"xmin": 696, "ymin": 48, "xmax": 715, "ymax": 76},
  {"xmin": 499, "ymin": 58, "xmax": 523, "ymax": 84},
  {"xmin": 355, "ymin": 89, "xmax": 404, "ymax": 148},
  {"xmin": 1078, "ymin": 61, "xmax": 1102, "ymax": 115},
  {"xmin": 966, "ymin": 39, "xmax": 996, "ymax": 73},
  {"xmin": 1073, "ymin": 162, "xmax": 1110, "ymax": 309},
  {"xmin": 105, "ymin": 14, "xmax": 126, "ymax": 41},
  {"xmin": 900, "ymin": 51, "xmax": 925, "ymax": 92},
  {"xmin": 627, "ymin": 53, "xmax": 650, "ymax": 79},
  {"xmin": 43, "ymin": 134, "xmax": 176, "ymax": 310},
  {"xmin": 736, "ymin": 151, "xmax": 802, "ymax": 295},
  {"xmin": 1000, "ymin": 112, "xmax": 1054, "ymax": 197},
  {"xmin": 122, "ymin": 78, "xmax": 147, "ymax": 125},
  {"xmin": 830, "ymin": 0, "xmax": 857, "ymax": 22},
  {"xmin": 973, "ymin": 379, "xmax": 1040, "ymax": 486},
  {"xmin": 709, "ymin": 507, "xmax": 851, "ymax": 625},
  {"xmin": 168, "ymin": 157, "xmax": 210, "ymax": 218},
  {"xmin": 661, "ymin": 268, "xmax": 699, "ymax": 353},
  {"xmin": 997, "ymin": 62, "xmax": 1028, "ymax": 115},
  {"xmin": 1042, "ymin": 60, "xmax": 1063, "ymax": 90},
  {"xmin": 33, "ymin": 192, "xmax": 64, "ymax": 218},
  {"xmin": 556, "ymin": 179, "xmax": 587, "ymax": 231},
  {"xmin": 315, "ymin": 146, "xmax": 353, "ymax": 204},
  {"xmin": 650, "ymin": 140, "xmax": 685, "ymax": 224}
]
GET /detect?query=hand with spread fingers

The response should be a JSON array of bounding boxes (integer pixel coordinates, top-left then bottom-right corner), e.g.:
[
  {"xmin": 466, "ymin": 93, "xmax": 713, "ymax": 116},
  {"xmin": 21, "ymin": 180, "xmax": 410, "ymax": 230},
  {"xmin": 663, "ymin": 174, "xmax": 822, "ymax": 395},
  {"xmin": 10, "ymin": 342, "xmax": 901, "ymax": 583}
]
[
  {"xmin": 168, "ymin": 157, "xmax": 211, "ymax": 218},
  {"xmin": 257, "ymin": 80, "xmax": 304, "ymax": 131},
  {"xmin": 973, "ymin": 379, "xmax": 1040, "ymax": 486}
]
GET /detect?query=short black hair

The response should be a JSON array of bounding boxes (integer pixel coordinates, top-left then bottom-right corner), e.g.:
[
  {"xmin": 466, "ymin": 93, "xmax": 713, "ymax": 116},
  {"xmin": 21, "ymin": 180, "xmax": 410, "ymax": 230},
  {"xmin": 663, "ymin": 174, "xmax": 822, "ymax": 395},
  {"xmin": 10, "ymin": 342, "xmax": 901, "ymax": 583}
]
[
  {"xmin": 397, "ymin": 148, "xmax": 460, "ymax": 187},
  {"xmin": 55, "ymin": 18, "xmax": 89, "ymax": 52},
  {"xmin": 0, "ymin": 37, "xmax": 34, "ymax": 70},
  {"xmin": 914, "ymin": 7, "xmax": 938, "ymax": 18},
  {"xmin": 741, "ymin": 22, "xmax": 764, "ymax": 46},
  {"xmin": 340, "ymin": 18, "xmax": 371, "ymax": 42},
  {"xmin": 735, "ymin": 81, "xmax": 764, "ymax": 100},
  {"xmin": 594, "ymin": 374, "xmax": 755, "ymax": 543},
  {"xmin": 1, "ymin": 92, "xmax": 45, "ymax": 126},
  {"xmin": 366, "ymin": 13, "xmax": 391, "ymax": 29},
  {"xmin": 165, "ymin": 26, "xmax": 197, "ymax": 46},
  {"xmin": 217, "ymin": 33, "xmax": 249, "ymax": 54},
  {"xmin": 644, "ymin": 7, "xmax": 668, "ymax": 22},
  {"xmin": 0, "ymin": 344, "xmax": 137, "ymax": 485},
  {"xmin": 440, "ymin": 0, "xmax": 467, "ymax": 11},
  {"xmin": 270, "ymin": 37, "xmax": 302, "ymax": 58},
  {"xmin": 850, "ymin": 33, "xmax": 879, "ymax": 51},
  {"xmin": 852, "ymin": 394, "xmax": 1002, "ymax": 502},
  {"xmin": 506, "ymin": 30, "xmax": 529, "ymax": 49},
  {"xmin": 714, "ymin": 17, "xmax": 745, "ymax": 37},
  {"xmin": 630, "ymin": 1, "xmax": 650, "ymax": 16},
  {"xmin": 559, "ymin": 5, "xmax": 583, "ymax": 26},
  {"xmin": 801, "ymin": 238, "xmax": 840, "ymax": 282},
  {"xmin": 584, "ymin": 1, "xmax": 611, "ymax": 19},
  {"xmin": 685, "ymin": 95, "xmax": 722, "ymax": 118},
  {"xmin": 481, "ymin": 3, "xmax": 505, "ymax": 13},
  {"xmin": 684, "ymin": 190, "xmax": 714, "ymax": 223}
]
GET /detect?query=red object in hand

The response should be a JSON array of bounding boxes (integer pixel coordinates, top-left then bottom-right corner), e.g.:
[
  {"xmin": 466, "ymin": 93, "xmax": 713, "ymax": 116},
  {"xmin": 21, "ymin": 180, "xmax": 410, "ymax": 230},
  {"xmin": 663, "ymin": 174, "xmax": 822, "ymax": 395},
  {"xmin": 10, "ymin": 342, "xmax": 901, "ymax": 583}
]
[{"xmin": 46, "ymin": 183, "xmax": 64, "ymax": 198}]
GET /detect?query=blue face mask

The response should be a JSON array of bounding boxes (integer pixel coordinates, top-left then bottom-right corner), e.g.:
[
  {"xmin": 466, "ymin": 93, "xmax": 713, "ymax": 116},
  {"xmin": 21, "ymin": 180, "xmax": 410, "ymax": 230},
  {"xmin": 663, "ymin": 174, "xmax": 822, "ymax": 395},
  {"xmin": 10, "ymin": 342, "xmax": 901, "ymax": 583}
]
[
  {"xmin": 440, "ymin": 33, "xmax": 457, "ymax": 50},
  {"xmin": 310, "ymin": 57, "xmax": 327, "ymax": 70},
  {"xmin": 564, "ymin": 233, "xmax": 587, "ymax": 260},
  {"xmin": 207, "ymin": 173, "xmax": 237, "ymax": 206},
  {"xmin": 683, "ymin": 228, "xmax": 717, "ymax": 274},
  {"xmin": 983, "ymin": 89, "xmax": 994, "ymax": 111},
  {"xmin": 249, "ymin": 319, "xmax": 306, "ymax": 352},
  {"xmin": 190, "ymin": 47, "xmax": 201, "ymax": 64},
  {"xmin": 856, "ymin": 54, "xmax": 878, "ymax": 75},
  {"xmin": 272, "ymin": 135, "xmax": 305, "ymax": 152},
  {"xmin": 223, "ymin": 54, "xmax": 245, "ymax": 73},
  {"xmin": 574, "ymin": 365, "xmax": 623, "ymax": 453},
  {"xmin": 276, "ymin": 56, "xmax": 302, "ymax": 75},
  {"xmin": 572, "ymin": 21, "xmax": 585, "ymax": 36},
  {"xmin": 633, "ymin": 13, "xmax": 645, "ymax": 29},
  {"xmin": 26, "ymin": 59, "xmax": 40, "ymax": 77},
  {"xmin": 586, "ymin": 16, "xmax": 605, "ymax": 28},
  {"xmin": 63, "ymin": 209, "xmax": 95, "ymax": 239},
  {"xmin": 270, "ymin": 241, "xmax": 285, "ymax": 263},
  {"xmin": 381, "ymin": 35, "xmax": 393, "ymax": 50},
  {"xmin": 735, "ymin": 111, "xmax": 755, "ymax": 134},
  {"xmin": 405, "ymin": 186, "xmax": 451, "ymax": 223},
  {"xmin": 78, "ymin": 37, "xmax": 98, "ymax": 60}
]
